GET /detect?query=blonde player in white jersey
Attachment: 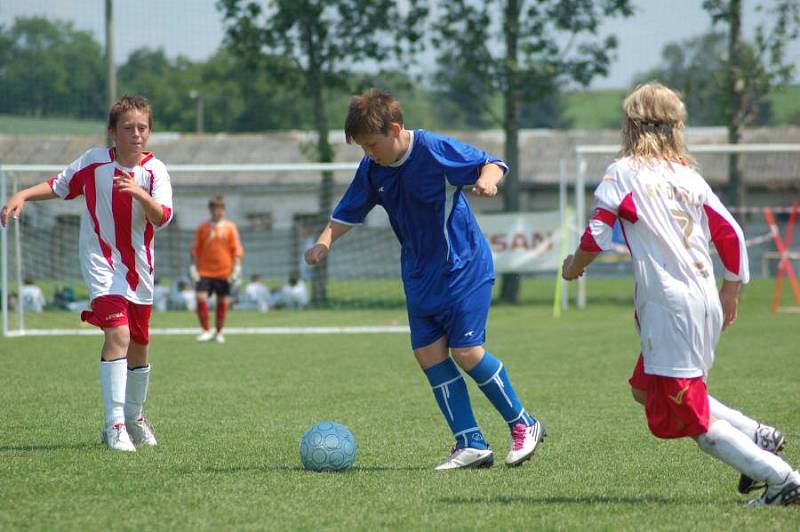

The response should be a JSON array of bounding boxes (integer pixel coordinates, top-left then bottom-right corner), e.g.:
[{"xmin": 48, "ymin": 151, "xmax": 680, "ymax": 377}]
[
  {"xmin": 1, "ymin": 95, "xmax": 174, "ymax": 452},
  {"xmin": 562, "ymin": 82, "xmax": 799, "ymax": 506}
]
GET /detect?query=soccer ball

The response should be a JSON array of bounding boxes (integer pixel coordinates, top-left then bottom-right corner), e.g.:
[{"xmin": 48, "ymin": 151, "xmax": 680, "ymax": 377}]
[{"xmin": 299, "ymin": 421, "xmax": 357, "ymax": 472}]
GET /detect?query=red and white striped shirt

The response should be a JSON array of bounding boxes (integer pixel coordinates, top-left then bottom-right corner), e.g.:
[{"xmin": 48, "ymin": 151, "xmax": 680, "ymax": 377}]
[
  {"xmin": 49, "ymin": 147, "xmax": 174, "ymax": 304},
  {"xmin": 580, "ymin": 157, "xmax": 748, "ymax": 378}
]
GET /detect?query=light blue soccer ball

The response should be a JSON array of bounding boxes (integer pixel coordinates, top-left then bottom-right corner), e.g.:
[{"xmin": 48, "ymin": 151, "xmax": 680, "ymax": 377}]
[{"xmin": 299, "ymin": 421, "xmax": 357, "ymax": 472}]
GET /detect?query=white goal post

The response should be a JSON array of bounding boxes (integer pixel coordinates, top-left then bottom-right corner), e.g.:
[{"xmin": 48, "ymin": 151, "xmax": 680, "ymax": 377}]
[{"xmin": 563, "ymin": 143, "xmax": 800, "ymax": 309}]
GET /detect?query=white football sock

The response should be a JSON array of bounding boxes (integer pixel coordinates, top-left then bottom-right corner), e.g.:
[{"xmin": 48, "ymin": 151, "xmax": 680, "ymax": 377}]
[
  {"xmin": 707, "ymin": 396, "xmax": 759, "ymax": 440},
  {"xmin": 100, "ymin": 359, "xmax": 127, "ymax": 427},
  {"xmin": 696, "ymin": 420, "xmax": 792, "ymax": 486},
  {"xmin": 124, "ymin": 365, "xmax": 151, "ymax": 421}
]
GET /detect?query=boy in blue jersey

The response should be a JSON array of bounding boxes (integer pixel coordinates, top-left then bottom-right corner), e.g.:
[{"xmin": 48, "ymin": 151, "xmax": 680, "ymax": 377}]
[{"xmin": 305, "ymin": 89, "xmax": 546, "ymax": 470}]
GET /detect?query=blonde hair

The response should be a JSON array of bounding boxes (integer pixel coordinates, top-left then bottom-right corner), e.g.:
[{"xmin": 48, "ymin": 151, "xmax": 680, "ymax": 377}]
[{"xmin": 621, "ymin": 82, "xmax": 695, "ymax": 169}]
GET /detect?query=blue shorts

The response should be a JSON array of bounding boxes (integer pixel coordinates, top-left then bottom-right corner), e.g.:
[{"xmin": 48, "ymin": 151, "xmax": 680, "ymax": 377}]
[{"xmin": 408, "ymin": 281, "xmax": 492, "ymax": 350}]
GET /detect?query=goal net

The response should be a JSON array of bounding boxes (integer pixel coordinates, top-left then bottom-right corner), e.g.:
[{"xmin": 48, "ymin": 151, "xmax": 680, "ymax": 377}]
[
  {"xmin": 1, "ymin": 162, "xmax": 411, "ymax": 336},
  {"xmin": 560, "ymin": 143, "xmax": 800, "ymax": 308}
]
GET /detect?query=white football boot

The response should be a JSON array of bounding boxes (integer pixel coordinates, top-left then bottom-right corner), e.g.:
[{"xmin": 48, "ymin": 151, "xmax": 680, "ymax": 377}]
[
  {"xmin": 214, "ymin": 332, "xmax": 225, "ymax": 344},
  {"xmin": 747, "ymin": 471, "xmax": 800, "ymax": 506},
  {"xmin": 505, "ymin": 421, "xmax": 546, "ymax": 466},
  {"xmin": 435, "ymin": 446, "xmax": 494, "ymax": 470},
  {"xmin": 101, "ymin": 422, "xmax": 136, "ymax": 452},
  {"xmin": 126, "ymin": 416, "xmax": 157, "ymax": 447},
  {"xmin": 196, "ymin": 330, "xmax": 215, "ymax": 342}
]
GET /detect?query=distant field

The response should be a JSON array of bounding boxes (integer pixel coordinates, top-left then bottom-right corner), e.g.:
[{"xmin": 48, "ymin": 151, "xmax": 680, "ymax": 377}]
[
  {"xmin": 563, "ymin": 89, "xmax": 626, "ymax": 130},
  {"xmin": 1, "ymin": 279, "xmax": 798, "ymax": 530},
  {"xmin": 1, "ymin": 85, "xmax": 798, "ymax": 135},
  {"xmin": 564, "ymin": 85, "xmax": 800, "ymax": 129},
  {"xmin": 768, "ymin": 85, "xmax": 800, "ymax": 126},
  {"xmin": 0, "ymin": 114, "xmax": 104, "ymax": 135}
]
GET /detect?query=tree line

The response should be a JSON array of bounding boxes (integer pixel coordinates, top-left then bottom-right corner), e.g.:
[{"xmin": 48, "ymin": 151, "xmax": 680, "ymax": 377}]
[
  {"xmin": 2, "ymin": 3, "xmax": 796, "ymax": 135},
  {"xmin": 0, "ymin": 15, "xmax": 569, "ymax": 134}
]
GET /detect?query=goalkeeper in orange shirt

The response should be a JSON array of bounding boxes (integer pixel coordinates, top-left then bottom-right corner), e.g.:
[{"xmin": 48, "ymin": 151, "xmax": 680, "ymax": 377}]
[{"xmin": 190, "ymin": 195, "xmax": 244, "ymax": 343}]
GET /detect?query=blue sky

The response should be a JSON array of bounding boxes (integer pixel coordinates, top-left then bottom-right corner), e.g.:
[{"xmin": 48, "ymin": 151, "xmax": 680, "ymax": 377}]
[{"xmin": 1, "ymin": 0, "xmax": 798, "ymax": 89}]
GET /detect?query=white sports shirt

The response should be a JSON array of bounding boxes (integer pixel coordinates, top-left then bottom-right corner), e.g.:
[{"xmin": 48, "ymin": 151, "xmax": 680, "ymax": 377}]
[
  {"xmin": 580, "ymin": 156, "xmax": 749, "ymax": 379},
  {"xmin": 49, "ymin": 147, "xmax": 174, "ymax": 304}
]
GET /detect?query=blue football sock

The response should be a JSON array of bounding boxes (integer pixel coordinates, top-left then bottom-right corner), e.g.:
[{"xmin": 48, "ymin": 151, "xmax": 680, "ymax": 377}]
[
  {"xmin": 424, "ymin": 358, "xmax": 488, "ymax": 450},
  {"xmin": 467, "ymin": 351, "xmax": 535, "ymax": 429}
]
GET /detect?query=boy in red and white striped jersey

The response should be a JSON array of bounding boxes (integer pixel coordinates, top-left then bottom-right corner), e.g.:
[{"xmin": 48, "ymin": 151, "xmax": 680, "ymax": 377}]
[
  {"xmin": 1, "ymin": 95, "xmax": 174, "ymax": 452},
  {"xmin": 562, "ymin": 82, "xmax": 799, "ymax": 506}
]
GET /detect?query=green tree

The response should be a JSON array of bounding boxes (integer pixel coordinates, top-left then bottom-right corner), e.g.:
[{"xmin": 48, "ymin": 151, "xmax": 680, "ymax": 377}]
[
  {"xmin": 219, "ymin": 0, "xmax": 427, "ymax": 303},
  {"xmin": 119, "ymin": 49, "xmax": 202, "ymax": 131},
  {"xmin": 204, "ymin": 51, "xmax": 310, "ymax": 132},
  {"xmin": 433, "ymin": 61, "xmax": 571, "ymax": 130},
  {"xmin": 429, "ymin": 0, "xmax": 633, "ymax": 302},
  {"xmin": 635, "ymin": 32, "xmax": 772, "ymax": 127},
  {"xmin": 119, "ymin": 48, "xmax": 309, "ymax": 133},
  {"xmin": 636, "ymin": 33, "xmax": 727, "ymax": 126},
  {"xmin": 703, "ymin": 0, "xmax": 800, "ymax": 209},
  {"xmin": 0, "ymin": 17, "xmax": 105, "ymax": 119},
  {"xmin": 336, "ymin": 70, "xmax": 442, "ymax": 131}
]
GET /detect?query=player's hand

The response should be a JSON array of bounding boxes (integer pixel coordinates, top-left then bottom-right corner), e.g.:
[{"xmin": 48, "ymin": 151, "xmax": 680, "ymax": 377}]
[
  {"xmin": 561, "ymin": 255, "xmax": 584, "ymax": 281},
  {"xmin": 230, "ymin": 264, "xmax": 242, "ymax": 286},
  {"xmin": 472, "ymin": 178, "xmax": 498, "ymax": 197},
  {"xmin": 113, "ymin": 171, "xmax": 145, "ymax": 199},
  {"xmin": 189, "ymin": 265, "xmax": 200, "ymax": 283},
  {"xmin": 719, "ymin": 281, "xmax": 740, "ymax": 331},
  {"xmin": 0, "ymin": 195, "xmax": 25, "ymax": 227},
  {"xmin": 305, "ymin": 243, "xmax": 330, "ymax": 265}
]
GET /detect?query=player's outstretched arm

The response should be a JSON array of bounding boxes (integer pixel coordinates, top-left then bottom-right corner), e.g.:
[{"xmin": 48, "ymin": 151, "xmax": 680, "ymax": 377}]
[
  {"xmin": 562, "ymin": 248, "xmax": 600, "ymax": 281},
  {"xmin": 0, "ymin": 181, "xmax": 58, "ymax": 227},
  {"xmin": 719, "ymin": 279, "xmax": 741, "ymax": 331},
  {"xmin": 472, "ymin": 163, "xmax": 504, "ymax": 197},
  {"xmin": 305, "ymin": 221, "xmax": 352, "ymax": 265}
]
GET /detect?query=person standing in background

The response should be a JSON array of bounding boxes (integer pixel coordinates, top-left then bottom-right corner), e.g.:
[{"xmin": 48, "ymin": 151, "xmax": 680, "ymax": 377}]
[{"xmin": 190, "ymin": 196, "xmax": 244, "ymax": 344}]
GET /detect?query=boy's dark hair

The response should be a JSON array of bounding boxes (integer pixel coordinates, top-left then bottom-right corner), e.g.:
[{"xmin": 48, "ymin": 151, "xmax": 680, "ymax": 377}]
[
  {"xmin": 108, "ymin": 95, "xmax": 152, "ymax": 129},
  {"xmin": 344, "ymin": 89, "xmax": 404, "ymax": 144},
  {"xmin": 209, "ymin": 195, "xmax": 225, "ymax": 208}
]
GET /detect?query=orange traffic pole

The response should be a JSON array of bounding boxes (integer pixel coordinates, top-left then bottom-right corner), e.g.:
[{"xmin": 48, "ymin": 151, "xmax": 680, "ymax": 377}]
[{"xmin": 764, "ymin": 204, "xmax": 800, "ymax": 313}]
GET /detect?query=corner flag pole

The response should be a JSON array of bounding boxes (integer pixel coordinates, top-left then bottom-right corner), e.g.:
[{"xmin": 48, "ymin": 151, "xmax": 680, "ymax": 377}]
[{"xmin": 553, "ymin": 206, "xmax": 572, "ymax": 318}]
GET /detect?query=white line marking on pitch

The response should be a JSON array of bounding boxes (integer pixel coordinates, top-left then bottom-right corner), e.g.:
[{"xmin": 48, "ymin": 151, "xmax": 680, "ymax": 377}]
[{"xmin": 4, "ymin": 326, "xmax": 409, "ymax": 337}]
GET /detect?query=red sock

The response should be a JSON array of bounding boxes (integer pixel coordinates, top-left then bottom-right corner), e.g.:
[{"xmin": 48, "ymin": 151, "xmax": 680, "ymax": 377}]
[
  {"xmin": 197, "ymin": 300, "xmax": 210, "ymax": 331},
  {"xmin": 216, "ymin": 300, "xmax": 227, "ymax": 332}
]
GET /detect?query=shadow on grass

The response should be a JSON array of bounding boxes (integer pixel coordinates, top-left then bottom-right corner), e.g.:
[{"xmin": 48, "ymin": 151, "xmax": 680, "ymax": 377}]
[
  {"xmin": 353, "ymin": 465, "xmax": 429, "ymax": 472},
  {"xmin": 196, "ymin": 464, "xmax": 428, "ymax": 474},
  {"xmin": 437, "ymin": 495, "xmax": 685, "ymax": 506},
  {"xmin": 0, "ymin": 442, "xmax": 96, "ymax": 452}
]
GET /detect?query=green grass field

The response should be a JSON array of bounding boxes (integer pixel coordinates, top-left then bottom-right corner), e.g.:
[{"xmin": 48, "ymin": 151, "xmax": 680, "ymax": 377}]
[{"xmin": 1, "ymin": 279, "xmax": 798, "ymax": 530}]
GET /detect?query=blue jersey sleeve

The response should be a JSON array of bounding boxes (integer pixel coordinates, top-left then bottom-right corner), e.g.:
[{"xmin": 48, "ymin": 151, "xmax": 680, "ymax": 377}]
[
  {"xmin": 425, "ymin": 132, "xmax": 506, "ymax": 187},
  {"xmin": 331, "ymin": 158, "xmax": 378, "ymax": 225}
]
